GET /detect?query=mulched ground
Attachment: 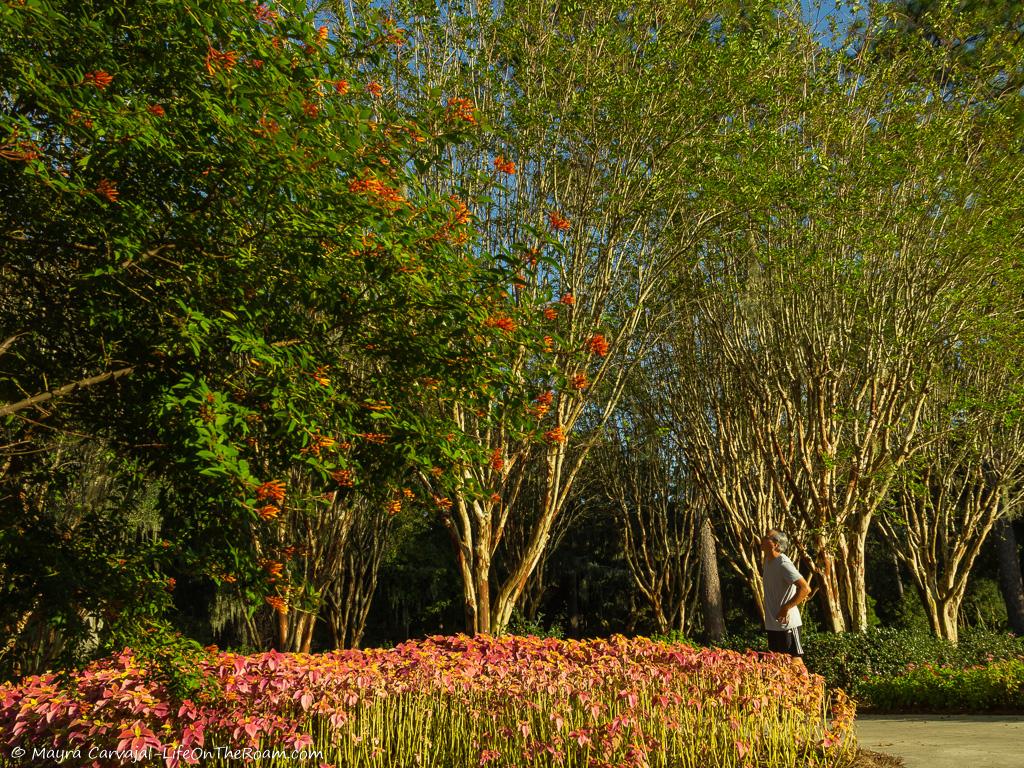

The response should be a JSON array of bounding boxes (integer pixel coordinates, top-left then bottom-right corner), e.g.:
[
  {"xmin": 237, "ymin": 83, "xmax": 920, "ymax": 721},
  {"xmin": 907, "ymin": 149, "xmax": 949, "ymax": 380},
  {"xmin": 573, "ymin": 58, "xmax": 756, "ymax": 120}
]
[{"xmin": 852, "ymin": 749, "xmax": 905, "ymax": 767}]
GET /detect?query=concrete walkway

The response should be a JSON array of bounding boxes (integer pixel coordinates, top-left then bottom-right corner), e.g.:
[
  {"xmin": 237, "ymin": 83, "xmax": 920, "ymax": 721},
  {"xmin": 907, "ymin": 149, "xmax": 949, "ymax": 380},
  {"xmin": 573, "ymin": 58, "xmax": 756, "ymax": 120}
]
[{"xmin": 856, "ymin": 714, "xmax": 1024, "ymax": 768}]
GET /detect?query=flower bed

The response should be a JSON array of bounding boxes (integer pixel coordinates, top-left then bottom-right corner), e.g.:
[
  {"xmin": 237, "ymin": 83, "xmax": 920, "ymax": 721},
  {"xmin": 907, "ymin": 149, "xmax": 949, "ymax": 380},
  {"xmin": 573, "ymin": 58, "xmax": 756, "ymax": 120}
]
[{"xmin": 1, "ymin": 635, "xmax": 855, "ymax": 767}]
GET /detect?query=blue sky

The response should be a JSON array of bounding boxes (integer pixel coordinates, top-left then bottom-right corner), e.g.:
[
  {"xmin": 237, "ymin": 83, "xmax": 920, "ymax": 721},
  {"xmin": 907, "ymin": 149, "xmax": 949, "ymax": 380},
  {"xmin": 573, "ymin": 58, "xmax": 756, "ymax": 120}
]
[{"xmin": 801, "ymin": 0, "xmax": 863, "ymax": 43}]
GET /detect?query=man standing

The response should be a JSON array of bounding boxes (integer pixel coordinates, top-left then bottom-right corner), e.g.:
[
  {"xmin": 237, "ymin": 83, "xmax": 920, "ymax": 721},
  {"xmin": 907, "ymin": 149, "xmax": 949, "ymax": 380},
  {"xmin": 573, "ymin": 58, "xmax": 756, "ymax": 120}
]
[{"xmin": 761, "ymin": 530, "xmax": 811, "ymax": 659}]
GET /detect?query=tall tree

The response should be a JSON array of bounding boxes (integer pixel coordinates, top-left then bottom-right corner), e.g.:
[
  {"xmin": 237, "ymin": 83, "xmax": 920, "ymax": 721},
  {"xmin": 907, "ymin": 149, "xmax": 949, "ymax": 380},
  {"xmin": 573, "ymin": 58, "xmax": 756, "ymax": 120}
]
[
  {"xmin": 347, "ymin": 0, "xmax": 810, "ymax": 634},
  {"xmin": 599, "ymin": 390, "xmax": 701, "ymax": 636},
  {"xmin": 0, "ymin": 0, "xmax": 520, "ymax": 668},
  {"xmin": 681, "ymin": 21, "xmax": 1022, "ymax": 631},
  {"xmin": 667, "ymin": 321, "xmax": 798, "ymax": 622},
  {"xmin": 877, "ymin": 319, "xmax": 1024, "ymax": 642},
  {"xmin": 698, "ymin": 517, "xmax": 727, "ymax": 643}
]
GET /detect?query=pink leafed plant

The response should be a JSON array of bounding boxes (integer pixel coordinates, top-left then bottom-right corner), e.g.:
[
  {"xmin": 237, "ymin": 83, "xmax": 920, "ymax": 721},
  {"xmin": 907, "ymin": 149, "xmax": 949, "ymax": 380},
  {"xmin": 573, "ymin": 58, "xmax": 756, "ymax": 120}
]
[{"xmin": 0, "ymin": 636, "xmax": 857, "ymax": 767}]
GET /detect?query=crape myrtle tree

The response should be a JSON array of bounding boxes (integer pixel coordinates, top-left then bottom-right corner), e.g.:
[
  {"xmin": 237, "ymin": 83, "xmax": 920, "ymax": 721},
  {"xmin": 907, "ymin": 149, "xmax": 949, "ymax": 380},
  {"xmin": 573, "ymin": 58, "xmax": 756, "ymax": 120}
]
[
  {"xmin": 655, "ymin": 16, "xmax": 816, "ymax": 623},
  {"xmin": 597, "ymin": 378, "xmax": 702, "ymax": 636},
  {"xmin": 0, "ymin": 0, "xmax": 531, "ymax": 671},
  {"xmin": 666, "ymin": 316, "xmax": 799, "ymax": 622},
  {"xmin": 874, "ymin": 0, "xmax": 1024, "ymax": 637},
  {"xmin": 877, "ymin": 325, "xmax": 1024, "ymax": 643},
  {"xmin": 333, "ymin": 0, "xmax": 810, "ymax": 634},
  {"xmin": 499, "ymin": 446, "xmax": 594, "ymax": 626},
  {"xmin": 861, "ymin": 1, "xmax": 1024, "ymax": 639},
  {"xmin": 323, "ymin": 0, "xmax": 554, "ymax": 636},
  {"xmin": 322, "ymin": 495, "xmax": 393, "ymax": 650},
  {"xmin": 693, "ymin": 7, "xmax": 1024, "ymax": 632}
]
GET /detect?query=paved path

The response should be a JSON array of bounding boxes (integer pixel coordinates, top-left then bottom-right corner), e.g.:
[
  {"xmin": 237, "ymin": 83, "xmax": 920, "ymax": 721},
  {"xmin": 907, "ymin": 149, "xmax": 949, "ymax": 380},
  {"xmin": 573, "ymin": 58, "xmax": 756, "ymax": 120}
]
[{"xmin": 856, "ymin": 714, "xmax": 1024, "ymax": 768}]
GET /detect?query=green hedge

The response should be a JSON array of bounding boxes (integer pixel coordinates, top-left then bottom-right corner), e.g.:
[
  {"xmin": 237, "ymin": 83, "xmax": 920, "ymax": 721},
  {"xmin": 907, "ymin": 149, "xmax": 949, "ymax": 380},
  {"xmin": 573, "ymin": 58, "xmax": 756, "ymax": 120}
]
[
  {"xmin": 858, "ymin": 659, "xmax": 1024, "ymax": 712},
  {"xmin": 669, "ymin": 626, "xmax": 1024, "ymax": 712},
  {"xmin": 801, "ymin": 628, "xmax": 1024, "ymax": 695}
]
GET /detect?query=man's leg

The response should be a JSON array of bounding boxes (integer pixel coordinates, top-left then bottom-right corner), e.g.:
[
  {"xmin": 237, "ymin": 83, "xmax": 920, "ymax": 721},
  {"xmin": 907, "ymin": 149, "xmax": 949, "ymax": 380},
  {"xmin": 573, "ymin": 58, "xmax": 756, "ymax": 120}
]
[
  {"xmin": 790, "ymin": 626, "xmax": 804, "ymax": 659},
  {"xmin": 766, "ymin": 630, "xmax": 790, "ymax": 654},
  {"xmin": 766, "ymin": 629, "xmax": 804, "ymax": 659}
]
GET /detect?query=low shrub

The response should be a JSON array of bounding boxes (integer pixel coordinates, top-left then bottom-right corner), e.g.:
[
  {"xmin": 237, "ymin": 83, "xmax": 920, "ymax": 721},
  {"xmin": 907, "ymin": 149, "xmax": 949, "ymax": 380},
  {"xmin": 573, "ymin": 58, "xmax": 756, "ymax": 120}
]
[
  {"xmin": 0, "ymin": 635, "xmax": 856, "ymax": 768},
  {"xmin": 950, "ymin": 629, "xmax": 1024, "ymax": 666},
  {"xmin": 697, "ymin": 624, "xmax": 1024, "ymax": 712},
  {"xmin": 858, "ymin": 658, "xmax": 1024, "ymax": 712},
  {"xmin": 803, "ymin": 627, "xmax": 945, "ymax": 693},
  {"xmin": 506, "ymin": 609, "xmax": 565, "ymax": 639},
  {"xmin": 689, "ymin": 628, "xmax": 769, "ymax": 654},
  {"xmin": 801, "ymin": 627, "xmax": 1024, "ymax": 696}
]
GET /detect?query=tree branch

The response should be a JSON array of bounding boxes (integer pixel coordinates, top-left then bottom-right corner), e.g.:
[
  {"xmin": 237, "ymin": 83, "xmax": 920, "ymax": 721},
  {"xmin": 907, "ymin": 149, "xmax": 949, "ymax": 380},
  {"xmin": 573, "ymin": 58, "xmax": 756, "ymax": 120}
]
[{"xmin": 0, "ymin": 367, "xmax": 136, "ymax": 418}]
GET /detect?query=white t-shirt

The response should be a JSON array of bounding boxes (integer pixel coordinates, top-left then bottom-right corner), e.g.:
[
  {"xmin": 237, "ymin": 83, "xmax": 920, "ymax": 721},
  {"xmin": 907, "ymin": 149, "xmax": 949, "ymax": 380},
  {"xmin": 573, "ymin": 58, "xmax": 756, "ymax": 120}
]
[{"xmin": 762, "ymin": 554, "xmax": 803, "ymax": 631}]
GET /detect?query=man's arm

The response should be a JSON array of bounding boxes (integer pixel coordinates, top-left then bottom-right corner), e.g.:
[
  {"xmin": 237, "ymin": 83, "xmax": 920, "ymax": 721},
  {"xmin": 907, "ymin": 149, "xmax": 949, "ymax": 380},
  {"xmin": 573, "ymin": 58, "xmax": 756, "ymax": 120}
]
[{"xmin": 775, "ymin": 578, "xmax": 811, "ymax": 623}]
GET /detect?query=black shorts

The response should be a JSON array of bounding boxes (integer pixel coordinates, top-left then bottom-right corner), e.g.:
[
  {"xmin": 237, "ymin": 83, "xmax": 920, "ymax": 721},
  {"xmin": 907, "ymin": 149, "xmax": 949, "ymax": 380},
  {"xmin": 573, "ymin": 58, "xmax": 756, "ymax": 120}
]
[{"xmin": 766, "ymin": 627, "xmax": 804, "ymax": 657}]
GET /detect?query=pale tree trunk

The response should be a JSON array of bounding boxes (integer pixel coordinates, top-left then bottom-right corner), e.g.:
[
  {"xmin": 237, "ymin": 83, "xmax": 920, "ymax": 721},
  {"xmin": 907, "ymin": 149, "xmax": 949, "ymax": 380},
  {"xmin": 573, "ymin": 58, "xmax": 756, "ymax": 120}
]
[
  {"xmin": 832, "ymin": 514, "xmax": 872, "ymax": 631},
  {"xmin": 435, "ymin": 437, "xmax": 552, "ymax": 636},
  {"xmin": 512, "ymin": 486, "xmax": 587, "ymax": 623},
  {"xmin": 265, "ymin": 477, "xmax": 358, "ymax": 652},
  {"xmin": 699, "ymin": 517, "xmax": 726, "ymax": 642},
  {"xmin": 440, "ymin": 495, "xmax": 483, "ymax": 635},
  {"xmin": 473, "ymin": 515, "xmax": 493, "ymax": 634},
  {"xmin": 441, "ymin": 245, "xmax": 683, "ymax": 638},
  {"xmin": 491, "ymin": 450, "xmax": 563, "ymax": 633},
  {"xmin": 274, "ymin": 604, "xmax": 318, "ymax": 653},
  {"xmin": 880, "ymin": 441, "xmax": 1023, "ymax": 644},
  {"xmin": 324, "ymin": 509, "xmax": 390, "ymax": 649},
  {"xmin": 894, "ymin": 522, "xmax": 987, "ymax": 647},
  {"xmin": 814, "ymin": 544, "xmax": 848, "ymax": 633},
  {"xmin": 914, "ymin": 577, "xmax": 966, "ymax": 644},
  {"xmin": 935, "ymin": 598, "xmax": 962, "ymax": 644},
  {"xmin": 386, "ymin": 1, "xmax": 779, "ymax": 637},
  {"xmin": 600, "ymin": 401, "xmax": 701, "ymax": 637}
]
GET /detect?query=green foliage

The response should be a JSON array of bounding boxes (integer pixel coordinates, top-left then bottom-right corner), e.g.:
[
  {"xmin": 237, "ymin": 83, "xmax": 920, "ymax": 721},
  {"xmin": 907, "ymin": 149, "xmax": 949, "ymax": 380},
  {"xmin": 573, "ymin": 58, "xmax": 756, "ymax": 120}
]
[
  {"xmin": 803, "ymin": 627, "xmax": 1024, "ymax": 696},
  {"xmin": 506, "ymin": 609, "xmax": 564, "ymax": 639},
  {"xmin": 871, "ymin": 0, "xmax": 1024, "ymax": 97},
  {"xmin": 805, "ymin": 628, "xmax": 937, "ymax": 692},
  {"xmin": 1, "ymin": 0, "xmax": 539, "ymax": 672},
  {"xmin": 951, "ymin": 628, "xmax": 1024, "ymax": 665},
  {"xmin": 103, "ymin": 618, "xmax": 219, "ymax": 702},
  {"xmin": 859, "ymin": 659, "xmax": 1024, "ymax": 712},
  {"xmin": 962, "ymin": 577, "xmax": 1010, "ymax": 631},
  {"xmin": 363, "ymin": 510, "xmax": 463, "ymax": 644},
  {"xmin": 885, "ymin": 591, "xmax": 934, "ymax": 634},
  {"xmin": 0, "ymin": 439, "xmax": 174, "ymax": 679},
  {"xmin": 703, "ymin": 623, "xmax": 1024, "ymax": 713}
]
